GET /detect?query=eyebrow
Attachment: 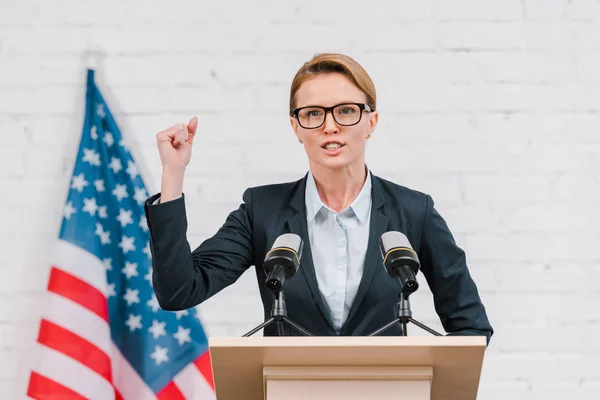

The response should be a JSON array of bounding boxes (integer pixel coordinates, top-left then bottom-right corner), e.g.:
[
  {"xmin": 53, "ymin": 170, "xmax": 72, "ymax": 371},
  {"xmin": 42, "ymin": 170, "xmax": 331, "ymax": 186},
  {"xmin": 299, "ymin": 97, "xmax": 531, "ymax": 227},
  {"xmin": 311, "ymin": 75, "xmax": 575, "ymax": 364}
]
[{"xmin": 295, "ymin": 101, "xmax": 362, "ymax": 108}]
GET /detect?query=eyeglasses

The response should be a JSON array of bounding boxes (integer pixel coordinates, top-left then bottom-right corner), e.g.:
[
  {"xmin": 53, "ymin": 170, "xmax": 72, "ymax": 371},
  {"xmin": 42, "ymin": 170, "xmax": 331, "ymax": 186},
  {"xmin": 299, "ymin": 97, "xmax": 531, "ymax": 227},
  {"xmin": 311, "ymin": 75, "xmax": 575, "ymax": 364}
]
[{"xmin": 290, "ymin": 103, "xmax": 373, "ymax": 129}]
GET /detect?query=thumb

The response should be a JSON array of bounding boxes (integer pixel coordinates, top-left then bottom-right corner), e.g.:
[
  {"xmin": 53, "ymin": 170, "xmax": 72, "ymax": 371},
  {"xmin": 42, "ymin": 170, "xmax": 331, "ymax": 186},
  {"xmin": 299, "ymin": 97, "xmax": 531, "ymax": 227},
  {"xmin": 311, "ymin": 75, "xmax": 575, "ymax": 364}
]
[{"xmin": 187, "ymin": 117, "xmax": 198, "ymax": 142}]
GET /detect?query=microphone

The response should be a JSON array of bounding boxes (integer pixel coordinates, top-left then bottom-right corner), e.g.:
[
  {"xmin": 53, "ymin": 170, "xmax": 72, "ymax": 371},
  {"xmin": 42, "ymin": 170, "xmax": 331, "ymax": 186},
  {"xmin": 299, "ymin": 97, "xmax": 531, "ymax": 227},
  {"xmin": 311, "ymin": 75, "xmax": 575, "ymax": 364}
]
[
  {"xmin": 264, "ymin": 233, "xmax": 303, "ymax": 291},
  {"xmin": 379, "ymin": 231, "xmax": 420, "ymax": 295}
]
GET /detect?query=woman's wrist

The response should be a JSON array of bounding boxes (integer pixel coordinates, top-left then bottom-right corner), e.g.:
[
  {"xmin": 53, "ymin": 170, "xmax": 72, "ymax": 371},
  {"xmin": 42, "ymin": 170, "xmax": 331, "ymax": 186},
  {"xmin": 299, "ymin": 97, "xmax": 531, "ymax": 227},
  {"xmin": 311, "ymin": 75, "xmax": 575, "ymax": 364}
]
[{"xmin": 160, "ymin": 166, "xmax": 185, "ymax": 202}]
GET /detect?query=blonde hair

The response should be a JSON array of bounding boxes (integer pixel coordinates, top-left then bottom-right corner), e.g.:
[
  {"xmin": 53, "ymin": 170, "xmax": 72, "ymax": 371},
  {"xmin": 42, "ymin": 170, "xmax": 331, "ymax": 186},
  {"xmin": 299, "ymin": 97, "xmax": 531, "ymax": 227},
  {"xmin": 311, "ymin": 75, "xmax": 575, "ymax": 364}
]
[{"xmin": 289, "ymin": 53, "xmax": 377, "ymax": 113}]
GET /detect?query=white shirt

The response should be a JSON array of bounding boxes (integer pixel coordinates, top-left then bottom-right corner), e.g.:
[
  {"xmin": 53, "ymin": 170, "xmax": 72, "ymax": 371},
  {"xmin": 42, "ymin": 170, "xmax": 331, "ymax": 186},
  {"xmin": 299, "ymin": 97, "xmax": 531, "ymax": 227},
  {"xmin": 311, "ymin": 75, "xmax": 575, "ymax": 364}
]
[{"xmin": 305, "ymin": 170, "xmax": 372, "ymax": 334}]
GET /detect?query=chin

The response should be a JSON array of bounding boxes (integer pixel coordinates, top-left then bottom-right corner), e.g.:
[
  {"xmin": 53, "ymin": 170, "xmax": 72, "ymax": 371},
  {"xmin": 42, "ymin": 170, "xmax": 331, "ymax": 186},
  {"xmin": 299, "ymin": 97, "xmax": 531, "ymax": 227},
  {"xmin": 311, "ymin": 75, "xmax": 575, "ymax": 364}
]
[{"xmin": 314, "ymin": 155, "xmax": 357, "ymax": 171}]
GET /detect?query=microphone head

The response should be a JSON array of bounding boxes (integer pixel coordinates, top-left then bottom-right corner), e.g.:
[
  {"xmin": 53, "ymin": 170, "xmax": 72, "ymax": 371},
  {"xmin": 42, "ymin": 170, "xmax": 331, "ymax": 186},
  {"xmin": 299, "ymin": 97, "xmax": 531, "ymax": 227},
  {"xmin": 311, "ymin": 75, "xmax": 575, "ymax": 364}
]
[
  {"xmin": 379, "ymin": 231, "xmax": 420, "ymax": 294},
  {"xmin": 379, "ymin": 231, "xmax": 414, "ymax": 257},
  {"xmin": 264, "ymin": 233, "xmax": 303, "ymax": 284},
  {"xmin": 270, "ymin": 233, "xmax": 303, "ymax": 260}
]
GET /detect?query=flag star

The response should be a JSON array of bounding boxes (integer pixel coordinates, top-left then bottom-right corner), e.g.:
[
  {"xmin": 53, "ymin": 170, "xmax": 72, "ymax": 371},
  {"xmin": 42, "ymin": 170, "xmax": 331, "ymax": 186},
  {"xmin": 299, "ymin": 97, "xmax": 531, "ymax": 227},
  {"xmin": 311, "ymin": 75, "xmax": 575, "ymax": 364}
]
[
  {"xmin": 112, "ymin": 184, "xmax": 128, "ymax": 201},
  {"xmin": 150, "ymin": 346, "xmax": 169, "ymax": 365},
  {"xmin": 98, "ymin": 206, "xmax": 108, "ymax": 218},
  {"xmin": 139, "ymin": 216, "xmax": 149, "ymax": 232},
  {"xmin": 122, "ymin": 262, "xmax": 138, "ymax": 279},
  {"xmin": 173, "ymin": 326, "xmax": 192, "ymax": 346},
  {"xmin": 118, "ymin": 236, "xmax": 136, "ymax": 253},
  {"xmin": 63, "ymin": 201, "xmax": 76, "ymax": 220},
  {"xmin": 123, "ymin": 288, "xmax": 140, "ymax": 306},
  {"xmin": 82, "ymin": 148, "xmax": 101, "ymax": 166},
  {"xmin": 102, "ymin": 258, "xmax": 112, "ymax": 271},
  {"xmin": 119, "ymin": 139, "xmax": 131, "ymax": 153},
  {"xmin": 91, "ymin": 125, "xmax": 98, "ymax": 139},
  {"xmin": 147, "ymin": 294, "xmax": 160, "ymax": 312},
  {"xmin": 71, "ymin": 173, "xmax": 88, "ymax": 193},
  {"xmin": 125, "ymin": 314, "xmax": 142, "ymax": 332},
  {"xmin": 82, "ymin": 197, "xmax": 99, "ymax": 216},
  {"xmin": 126, "ymin": 161, "xmax": 139, "ymax": 181},
  {"xmin": 133, "ymin": 187, "xmax": 147, "ymax": 205},
  {"xmin": 95, "ymin": 223, "xmax": 111, "ymax": 245},
  {"xmin": 117, "ymin": 209, "xmax": 133, "ymax": 228},
  {"xmin": 108, "ymin": 157, "xmax": 122, "ymax": 173},
  {"xmin": 144, "ymin": 268, "xmax": 153, "ymax": 285},
  {"xmin": 105, "ymin": 283, "xmax": 116, "ymax": 298},
  {"xmin": 143, "ymin": 242, "xmax": 151, "ymax": 259},
  {"xmin": 148, "ymin": 320, "xmax": 167, "ymax": 339},
  {"xmin": 174, "ymin": 310, "xmax": 189, "ymax": 320},
  {"xmin": 94, "ymin": 179, "xmax": 105, "ymax": 192},
  {"xmin": 97, "ymin": 104, "xmax": 106, "ymax": 118},
  {"xmin": 104, "ymin": 132, "xmax": 115, "ymax": 147}
]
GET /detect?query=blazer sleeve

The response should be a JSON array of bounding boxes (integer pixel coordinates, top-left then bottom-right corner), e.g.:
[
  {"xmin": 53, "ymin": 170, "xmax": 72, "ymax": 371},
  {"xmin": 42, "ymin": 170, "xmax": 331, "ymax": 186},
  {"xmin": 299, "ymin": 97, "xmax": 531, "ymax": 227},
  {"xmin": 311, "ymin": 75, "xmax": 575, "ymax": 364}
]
[
  {"xmin": 144, "ymin": 189, "xmax": 254, "ymax": 311},
  {"xmin": 419, "ymin": 195, "xmax": 494, "ymax": 344}
]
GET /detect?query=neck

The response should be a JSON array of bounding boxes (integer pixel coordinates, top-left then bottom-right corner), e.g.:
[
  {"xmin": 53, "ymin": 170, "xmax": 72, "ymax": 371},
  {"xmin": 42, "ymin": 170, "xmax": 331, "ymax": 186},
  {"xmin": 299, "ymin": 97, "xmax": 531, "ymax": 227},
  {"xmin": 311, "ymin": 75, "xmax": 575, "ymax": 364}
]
[{"xmin": 309, "ymin": 159, "xmax": 367, "ymax": 213}]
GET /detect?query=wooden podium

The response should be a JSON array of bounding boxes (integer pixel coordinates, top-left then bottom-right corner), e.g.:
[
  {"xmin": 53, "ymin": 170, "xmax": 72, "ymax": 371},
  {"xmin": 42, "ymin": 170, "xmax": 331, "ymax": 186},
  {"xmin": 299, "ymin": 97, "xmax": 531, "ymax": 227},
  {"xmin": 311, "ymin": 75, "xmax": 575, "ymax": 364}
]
[{"xmin": 209, "ymin": 336, "xmax": 486, "ymax": 400}]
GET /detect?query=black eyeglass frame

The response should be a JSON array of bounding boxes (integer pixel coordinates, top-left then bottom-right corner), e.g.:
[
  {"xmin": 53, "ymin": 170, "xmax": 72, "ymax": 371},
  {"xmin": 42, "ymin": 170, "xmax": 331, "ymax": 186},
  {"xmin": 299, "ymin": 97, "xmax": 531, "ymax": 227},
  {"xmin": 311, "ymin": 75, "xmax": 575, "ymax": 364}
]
[{"xmin": 290, "ymin": 102, "xmax": 374, "ymax": 129}]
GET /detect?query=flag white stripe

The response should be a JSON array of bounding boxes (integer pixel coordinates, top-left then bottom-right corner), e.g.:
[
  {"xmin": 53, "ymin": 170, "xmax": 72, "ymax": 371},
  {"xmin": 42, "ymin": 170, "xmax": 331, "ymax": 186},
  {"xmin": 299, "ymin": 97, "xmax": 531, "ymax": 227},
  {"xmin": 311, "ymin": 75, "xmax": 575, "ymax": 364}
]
[
  {"xmin": 173, "ymin": 362, "xmax": 216, "ymax": 400},
  {"xmin": 110, "ymin": 343, "xmax": 157, "ymax": 400},
  {"xmin": 33, "ymin": 343, "xmax": 115, "ymax": 400},
  {"xmin": 43, "ymin": 291, "xmax": 112, "ymax": 355},
  {"xmin": 54, "ymin": 239, "xmax": 107, "ymax": 295}
]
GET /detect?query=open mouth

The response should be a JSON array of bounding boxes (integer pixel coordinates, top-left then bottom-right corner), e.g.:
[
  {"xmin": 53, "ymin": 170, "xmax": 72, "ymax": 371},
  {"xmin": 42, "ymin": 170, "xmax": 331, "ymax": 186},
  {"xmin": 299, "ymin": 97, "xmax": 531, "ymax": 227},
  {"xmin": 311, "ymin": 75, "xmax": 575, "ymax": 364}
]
[{"xmin": 322, "ymin": 142, "xmax": 345, "ymax": 151}]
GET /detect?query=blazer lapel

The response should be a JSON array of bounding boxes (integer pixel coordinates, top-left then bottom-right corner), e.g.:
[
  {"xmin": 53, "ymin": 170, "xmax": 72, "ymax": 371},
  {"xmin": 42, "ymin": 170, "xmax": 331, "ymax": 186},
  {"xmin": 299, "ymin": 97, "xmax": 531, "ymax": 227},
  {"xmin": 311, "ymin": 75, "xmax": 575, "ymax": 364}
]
[
  {"xmin": 343, "ymin": 173, "xmax": 389, "ymax": 331},
  {"xmin": 287, "ymin": 175, "xmax": 335, "ymax": 330}
]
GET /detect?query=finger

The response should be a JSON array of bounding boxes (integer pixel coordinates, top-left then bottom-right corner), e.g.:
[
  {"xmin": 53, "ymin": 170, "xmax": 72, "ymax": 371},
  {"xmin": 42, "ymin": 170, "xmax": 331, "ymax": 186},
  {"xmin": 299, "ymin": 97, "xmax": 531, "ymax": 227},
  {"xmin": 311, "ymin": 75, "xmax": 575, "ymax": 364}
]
[
  {"xmin": 169, "ymin": 124, "xmax": 187, "ymax": 148},
  {"xmin": 188, "ymin": 117, "xmax": 198, "ymax": 135}
]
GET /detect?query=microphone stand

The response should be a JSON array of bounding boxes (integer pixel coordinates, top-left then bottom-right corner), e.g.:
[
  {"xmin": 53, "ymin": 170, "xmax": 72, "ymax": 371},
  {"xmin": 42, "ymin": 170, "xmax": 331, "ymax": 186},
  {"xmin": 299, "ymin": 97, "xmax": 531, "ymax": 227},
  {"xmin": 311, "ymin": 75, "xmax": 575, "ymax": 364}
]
[
  {"xmin": 242, "ymin": 290, "xmax": 313, "ymax": 337},
  {"xmin": 368, "ymin": 289, "xmax": 442, "ymax": 337}
]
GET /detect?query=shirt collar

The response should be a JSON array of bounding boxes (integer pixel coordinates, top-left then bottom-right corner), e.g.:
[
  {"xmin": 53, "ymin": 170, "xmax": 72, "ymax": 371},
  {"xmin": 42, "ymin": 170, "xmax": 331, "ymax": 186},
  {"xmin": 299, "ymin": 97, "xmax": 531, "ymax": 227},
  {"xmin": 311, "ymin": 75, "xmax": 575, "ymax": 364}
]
[{"xmin": 305, "ymin": 169, "xmax": 372, "ymax": 224}]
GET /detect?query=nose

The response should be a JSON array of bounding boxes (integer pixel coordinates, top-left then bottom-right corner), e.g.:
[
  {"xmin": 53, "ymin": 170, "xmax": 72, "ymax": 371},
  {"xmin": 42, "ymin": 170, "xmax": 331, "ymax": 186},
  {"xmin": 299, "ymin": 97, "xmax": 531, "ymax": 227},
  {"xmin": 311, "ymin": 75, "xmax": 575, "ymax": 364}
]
[{"xmin": 323, "ymin": 110, "xmax": 339, "ymax": 134}]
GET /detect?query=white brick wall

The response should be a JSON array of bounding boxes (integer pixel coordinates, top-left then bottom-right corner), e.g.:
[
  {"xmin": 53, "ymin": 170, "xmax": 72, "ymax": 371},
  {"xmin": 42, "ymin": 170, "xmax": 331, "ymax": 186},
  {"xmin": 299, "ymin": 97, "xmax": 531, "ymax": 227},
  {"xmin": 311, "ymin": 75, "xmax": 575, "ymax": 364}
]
[{"xmin": 1, "ymin": 0, "xmax": 599, "ymax": 398}]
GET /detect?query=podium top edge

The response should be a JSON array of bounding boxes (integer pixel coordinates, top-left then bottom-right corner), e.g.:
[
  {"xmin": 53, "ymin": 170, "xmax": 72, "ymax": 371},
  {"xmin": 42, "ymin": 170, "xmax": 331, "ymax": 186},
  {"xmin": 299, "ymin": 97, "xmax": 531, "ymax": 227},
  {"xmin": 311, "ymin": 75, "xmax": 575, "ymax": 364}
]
[{"xmin": 208, "ymin": 336, "xmax": 487, "ymax": 348}]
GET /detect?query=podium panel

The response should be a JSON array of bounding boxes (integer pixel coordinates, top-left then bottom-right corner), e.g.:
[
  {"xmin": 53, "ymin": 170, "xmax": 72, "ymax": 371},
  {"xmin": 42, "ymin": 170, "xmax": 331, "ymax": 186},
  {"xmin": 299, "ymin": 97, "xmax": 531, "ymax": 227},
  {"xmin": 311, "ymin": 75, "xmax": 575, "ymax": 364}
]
[
  {"xmin": 209, "ymin": 336, "xmax": 486, "ymax": 400},
  {"xmin": 264, "ymin": 366, "xmax": 432, "ymax": 400}
]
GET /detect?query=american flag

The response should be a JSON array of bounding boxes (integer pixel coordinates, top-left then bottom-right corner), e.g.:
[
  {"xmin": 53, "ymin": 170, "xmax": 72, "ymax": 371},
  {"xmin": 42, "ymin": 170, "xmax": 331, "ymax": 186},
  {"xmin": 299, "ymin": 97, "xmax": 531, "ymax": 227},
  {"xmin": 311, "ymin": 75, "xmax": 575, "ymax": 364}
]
[{"xmin": 27, "ymin": 70, "xmax": 215, "ymax": 399}]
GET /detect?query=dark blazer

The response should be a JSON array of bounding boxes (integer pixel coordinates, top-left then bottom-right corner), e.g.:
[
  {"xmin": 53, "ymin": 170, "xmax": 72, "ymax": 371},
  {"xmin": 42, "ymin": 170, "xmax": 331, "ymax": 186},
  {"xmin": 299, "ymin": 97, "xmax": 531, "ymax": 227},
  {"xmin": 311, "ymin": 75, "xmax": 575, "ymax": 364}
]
[{"xmin": 144, "ymin": 172, "xmax": 493, "ymax": 342}]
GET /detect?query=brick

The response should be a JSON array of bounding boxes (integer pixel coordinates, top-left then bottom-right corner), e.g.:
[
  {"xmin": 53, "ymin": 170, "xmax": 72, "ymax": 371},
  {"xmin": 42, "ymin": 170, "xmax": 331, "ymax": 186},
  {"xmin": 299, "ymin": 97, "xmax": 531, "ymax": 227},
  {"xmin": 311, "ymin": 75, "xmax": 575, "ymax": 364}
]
[
  {"xmin": 570, "ymin": 0, "xmax": 600, "ymax": 21},
  {"xmin": 576, "ymin": 53, "xmax": 600, "ymax": 83},
  {"xmin": 0, "ymin": 87, "xmax": 80, "ymax": 115},
  {"xmin": 0, "ymin": 55, "xmax": 82, "ymax": 87},
  {"xmin": 466, "ymin": 233, "xmax": 600, "ymax": 262},
  {"xmin": 484, "ymin": 353, "xmax": 600, "ymax": 380},
  {"xmin": 524, "ymin": 22, "xmax": 574, "ymax": 50},
  {"xmin": 0, "ymin": 148, "xmax": 25, "ymax": 178},
  {"xmin": 500, "ymin": 205, "xmax": 599, "ymax": 233},
  {"xmin": 438, "ymin": 22, "xmax": 526, "ymax": 50},
  {"xmin": 478, "ymin": 380, "xmax": 532, "ymax": 400},
  {"xmin": 479, "ymin": 52, "xmax": 572, "ymax": 83},
  {"xmin": 523, "ymin": 0, "xmax": 568, "ymax": 19},
  {"xmin": 531, "ymin": 380, "xmax": 600, "ymax": 400},
  {"xmin": 464, "ymin": 176, "xmax": 553, "ymax": 204},
  {"xmin": 1, "ymin": 27, "xmax": 90, "ymax": 54}
]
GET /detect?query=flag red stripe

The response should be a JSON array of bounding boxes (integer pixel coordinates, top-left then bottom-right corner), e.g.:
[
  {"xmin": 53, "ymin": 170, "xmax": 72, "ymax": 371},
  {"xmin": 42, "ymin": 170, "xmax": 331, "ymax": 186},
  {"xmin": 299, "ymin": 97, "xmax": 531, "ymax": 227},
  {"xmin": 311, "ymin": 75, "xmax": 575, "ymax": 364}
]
[
  {"xmin": 47, "ymin": 266, "xmax": 108, "ymax": 322},
  {"xmin": 114, "ymin": 388, "xmax": 124, "ymax": 400},
  {"xmin": 27, "ymin": 371, "xmax": 87, "ymax": 400},
  {"xmin": 157, "ymin": 381, "xmax": 185, "ymax": 400},
  {"xmin": 194, "ymin": 351, "xmax": 214, "ymax": 389},
  {"xmin": 37, "ymin": 319, "xmax": 112, "ymax": 383}
]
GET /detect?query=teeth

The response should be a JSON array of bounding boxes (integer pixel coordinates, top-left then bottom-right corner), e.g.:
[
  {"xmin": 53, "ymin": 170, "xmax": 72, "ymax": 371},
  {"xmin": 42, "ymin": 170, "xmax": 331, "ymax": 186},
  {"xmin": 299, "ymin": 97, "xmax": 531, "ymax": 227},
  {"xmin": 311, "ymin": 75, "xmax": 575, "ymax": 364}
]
[{"xmin": 325, "ymin": 143, "xmax": 342, "ymax": 150}]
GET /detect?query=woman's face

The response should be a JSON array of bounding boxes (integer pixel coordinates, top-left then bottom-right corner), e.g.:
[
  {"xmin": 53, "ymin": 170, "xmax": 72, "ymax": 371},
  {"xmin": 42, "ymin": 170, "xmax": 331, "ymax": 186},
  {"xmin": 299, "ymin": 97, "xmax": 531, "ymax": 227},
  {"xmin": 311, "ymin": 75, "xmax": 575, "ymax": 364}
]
[{"xmin": 290, "ymin": 73, "xmax": 378, "ymax": 172}]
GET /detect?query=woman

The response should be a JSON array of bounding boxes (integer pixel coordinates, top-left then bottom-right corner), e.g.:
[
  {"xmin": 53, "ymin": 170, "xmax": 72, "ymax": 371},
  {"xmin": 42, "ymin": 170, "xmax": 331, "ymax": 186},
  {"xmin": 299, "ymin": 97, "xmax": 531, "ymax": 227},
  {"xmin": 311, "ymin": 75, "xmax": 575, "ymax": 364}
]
[{"xmin": 144, "ymin": 53, "xmax": 493, "ymax": 341}]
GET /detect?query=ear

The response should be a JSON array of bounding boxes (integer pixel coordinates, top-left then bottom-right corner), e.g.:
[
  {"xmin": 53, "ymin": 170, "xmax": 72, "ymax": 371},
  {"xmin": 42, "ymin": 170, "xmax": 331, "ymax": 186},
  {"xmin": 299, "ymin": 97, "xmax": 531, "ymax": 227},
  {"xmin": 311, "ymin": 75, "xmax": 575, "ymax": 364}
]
[
  {"xmin": 367, "ymin": 111, "xmax": 379, "ymax": 137},
  {"xmin": 290, "ymin": 116, "xmax": 303, "ymax": 143}
]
